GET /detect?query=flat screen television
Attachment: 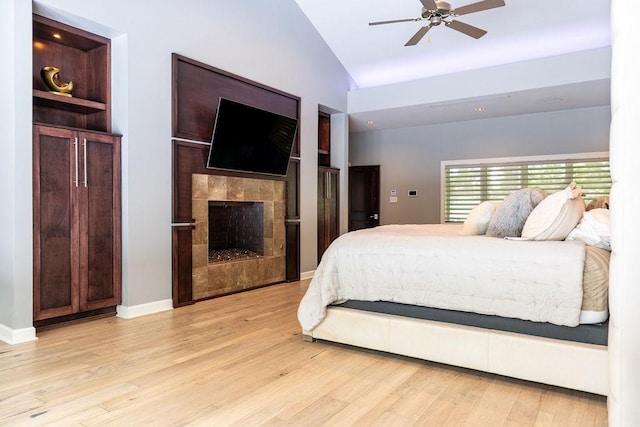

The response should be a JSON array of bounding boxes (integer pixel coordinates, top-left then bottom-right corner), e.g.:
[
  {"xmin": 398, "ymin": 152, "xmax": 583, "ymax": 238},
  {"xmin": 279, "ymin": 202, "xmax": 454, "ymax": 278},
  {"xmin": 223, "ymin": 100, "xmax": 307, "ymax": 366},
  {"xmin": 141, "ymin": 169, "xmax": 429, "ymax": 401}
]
[{"xmin": 206, "ymin": 98, "xmax": 298, "ymax": 177}]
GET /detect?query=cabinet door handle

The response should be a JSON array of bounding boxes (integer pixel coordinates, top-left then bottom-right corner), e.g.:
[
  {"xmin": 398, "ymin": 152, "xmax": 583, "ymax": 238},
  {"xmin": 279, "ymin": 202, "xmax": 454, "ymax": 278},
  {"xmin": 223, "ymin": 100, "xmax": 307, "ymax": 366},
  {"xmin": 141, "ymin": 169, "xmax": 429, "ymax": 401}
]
[
  {"xmin": 325, "ymin": 172, "xmax": 331, "ymax": 199},
  {"xmin": 74, "ymin": 137, "xmax": 79, "ymax": 188},
  {"xmin": 83, "ymin": 139, "xmax": 88, "ymax": 188}
]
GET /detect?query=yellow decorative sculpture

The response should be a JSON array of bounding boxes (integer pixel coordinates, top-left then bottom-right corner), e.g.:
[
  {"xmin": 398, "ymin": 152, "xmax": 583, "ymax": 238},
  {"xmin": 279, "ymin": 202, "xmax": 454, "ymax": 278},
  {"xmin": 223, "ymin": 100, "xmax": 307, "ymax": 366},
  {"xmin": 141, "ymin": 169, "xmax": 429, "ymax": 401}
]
[{"xmin": 40, "ymin": 66, "xmax": 74, "ymax": 97}]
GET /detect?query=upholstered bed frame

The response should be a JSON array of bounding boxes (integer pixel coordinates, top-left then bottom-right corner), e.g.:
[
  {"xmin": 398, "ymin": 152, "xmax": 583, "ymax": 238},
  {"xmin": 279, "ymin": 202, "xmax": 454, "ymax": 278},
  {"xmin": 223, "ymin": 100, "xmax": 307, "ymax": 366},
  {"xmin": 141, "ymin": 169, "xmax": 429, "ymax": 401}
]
[{"xmin": 304, "ymin": 306, "xmax": 608, "ymax": 395}]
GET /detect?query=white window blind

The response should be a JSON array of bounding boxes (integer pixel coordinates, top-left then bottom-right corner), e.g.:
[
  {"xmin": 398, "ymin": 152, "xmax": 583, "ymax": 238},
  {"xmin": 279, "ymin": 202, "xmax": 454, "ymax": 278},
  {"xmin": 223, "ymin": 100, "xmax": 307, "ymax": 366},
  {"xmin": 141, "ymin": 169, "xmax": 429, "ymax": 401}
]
[{"xmin": 444, "ymin": 157, "xmax": 611, "ymax": 222}]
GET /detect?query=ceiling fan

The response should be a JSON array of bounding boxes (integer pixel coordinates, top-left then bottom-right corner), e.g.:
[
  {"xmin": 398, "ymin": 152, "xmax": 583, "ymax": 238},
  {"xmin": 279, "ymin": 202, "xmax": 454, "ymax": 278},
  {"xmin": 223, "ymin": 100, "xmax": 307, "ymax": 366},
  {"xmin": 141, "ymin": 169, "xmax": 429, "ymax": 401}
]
[{"xmin": 369, "ymin": 0, "xmax": 505, "ymax": 46}]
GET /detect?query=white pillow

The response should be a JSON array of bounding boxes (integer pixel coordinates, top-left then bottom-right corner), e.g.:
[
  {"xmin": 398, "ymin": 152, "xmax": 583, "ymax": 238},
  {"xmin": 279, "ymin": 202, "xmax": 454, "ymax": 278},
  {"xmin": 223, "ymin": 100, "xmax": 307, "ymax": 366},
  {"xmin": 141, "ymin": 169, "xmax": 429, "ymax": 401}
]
[
  {"xmin": 460, "ymin": 201, "xmax": 497, "ymax": 235},
  {"xmin": 566, "ymin": 208, "xmax": 611, "ymax": 250},
  {"xmin": 520, "ymin": 182, "xmax": 585, "ymax": 241}
]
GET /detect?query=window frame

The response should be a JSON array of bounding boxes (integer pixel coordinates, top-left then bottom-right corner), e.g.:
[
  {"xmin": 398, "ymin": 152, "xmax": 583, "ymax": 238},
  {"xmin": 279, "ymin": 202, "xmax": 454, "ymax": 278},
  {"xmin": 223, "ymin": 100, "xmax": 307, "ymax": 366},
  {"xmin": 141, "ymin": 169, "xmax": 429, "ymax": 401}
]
[{"xmin": 440, "ymin": 151, "xmax": 610, "ymax": 223}]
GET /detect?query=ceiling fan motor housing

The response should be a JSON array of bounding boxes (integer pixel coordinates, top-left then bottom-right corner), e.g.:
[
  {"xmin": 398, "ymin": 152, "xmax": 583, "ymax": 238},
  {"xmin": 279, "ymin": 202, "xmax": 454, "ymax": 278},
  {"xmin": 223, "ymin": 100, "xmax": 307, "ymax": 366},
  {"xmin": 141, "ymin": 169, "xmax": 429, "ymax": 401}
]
[{"xmin": 421, "ymin": 2, "xmax": 452, "ymax": 20}]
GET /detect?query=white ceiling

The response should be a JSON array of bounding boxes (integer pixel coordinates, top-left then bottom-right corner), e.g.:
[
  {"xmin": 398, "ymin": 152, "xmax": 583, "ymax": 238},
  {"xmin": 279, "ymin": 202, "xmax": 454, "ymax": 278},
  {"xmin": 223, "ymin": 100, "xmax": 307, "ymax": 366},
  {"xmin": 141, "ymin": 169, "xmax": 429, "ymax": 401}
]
[
  {"xmin": 295, "ymin": 0, "xmax": 612, "ymax": 131},
  {"xmin": 348, "ymin": 78, "xmax": 611, "ymax": 131}
]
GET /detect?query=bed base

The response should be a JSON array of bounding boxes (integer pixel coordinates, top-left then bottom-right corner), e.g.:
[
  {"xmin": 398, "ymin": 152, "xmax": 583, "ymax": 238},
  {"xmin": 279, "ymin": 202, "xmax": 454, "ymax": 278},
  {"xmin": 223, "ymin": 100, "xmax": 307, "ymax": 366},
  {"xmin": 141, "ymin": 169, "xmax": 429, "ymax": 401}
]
[{"xmin": 303, "ymin": 306, "xmax": 608, "ymax": 396}]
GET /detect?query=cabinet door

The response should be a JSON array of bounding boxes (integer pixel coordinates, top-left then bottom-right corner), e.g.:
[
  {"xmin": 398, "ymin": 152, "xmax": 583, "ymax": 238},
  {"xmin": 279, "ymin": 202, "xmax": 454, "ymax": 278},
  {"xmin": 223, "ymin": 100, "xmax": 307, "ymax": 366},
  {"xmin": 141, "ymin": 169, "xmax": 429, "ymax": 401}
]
[
  {"xmin": 327, "ymin": 170, "xmax": 339, "ymax": 244},
  {"xmin": 33, "ymin": 126, "xmax": 80, "ymax": 320},
  {"xmin": 78, "ymin": 131, "xmax": 121, "ymax": 311},
  {"xmin": 317, "ymin": 168, "xmax": 339, "ymax": 263},
  {"xmin": 317, "ymin": 170, "xmax": 327, "ymax": 263}
]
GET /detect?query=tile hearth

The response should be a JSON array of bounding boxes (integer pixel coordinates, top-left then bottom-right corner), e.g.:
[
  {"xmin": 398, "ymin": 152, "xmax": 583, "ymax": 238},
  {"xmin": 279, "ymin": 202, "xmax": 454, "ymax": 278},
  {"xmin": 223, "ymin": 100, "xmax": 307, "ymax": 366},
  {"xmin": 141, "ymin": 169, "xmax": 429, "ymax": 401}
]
[{"xmin": 191, "ymin": 174, "xmax": 285, "ymax": 300}]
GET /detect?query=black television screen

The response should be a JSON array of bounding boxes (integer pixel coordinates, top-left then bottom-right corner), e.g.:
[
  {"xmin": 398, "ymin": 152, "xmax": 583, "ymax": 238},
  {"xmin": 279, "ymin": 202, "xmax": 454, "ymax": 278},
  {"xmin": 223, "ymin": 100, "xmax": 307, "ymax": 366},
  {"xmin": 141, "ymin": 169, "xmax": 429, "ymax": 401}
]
[{"xmin": 206, "ymin": 98, "xmax": 298, "ymax": 177}]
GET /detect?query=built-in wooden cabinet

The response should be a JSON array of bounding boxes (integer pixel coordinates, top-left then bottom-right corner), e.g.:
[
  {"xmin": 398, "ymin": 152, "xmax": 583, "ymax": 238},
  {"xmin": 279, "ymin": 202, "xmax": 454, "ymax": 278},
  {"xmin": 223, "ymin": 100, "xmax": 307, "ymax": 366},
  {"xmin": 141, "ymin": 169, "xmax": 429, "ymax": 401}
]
[
  {"xmin": 32, "ymin": 15, "xmax": 121, "ymax": 325},
  {"xmin": 33, "ymin": 125, "xmax": 121, "ymax": 322},
  {"xmin": 33, "ymin": 15, "xmax": 111, "ymax": 132},
  {"xmin": 285, "ymin": 158, "xmax": 301, "ymax": 281},
  {"xmin": 317, "ymin": 112, "xmax": 340, "ymax": 263},
  {"xmin": 318, "ymin": 167, "xmax": 339, "ymax": 263},
  {"xmin": 318, "ymin": 112, "xmax": 331, "ymax": 167}
]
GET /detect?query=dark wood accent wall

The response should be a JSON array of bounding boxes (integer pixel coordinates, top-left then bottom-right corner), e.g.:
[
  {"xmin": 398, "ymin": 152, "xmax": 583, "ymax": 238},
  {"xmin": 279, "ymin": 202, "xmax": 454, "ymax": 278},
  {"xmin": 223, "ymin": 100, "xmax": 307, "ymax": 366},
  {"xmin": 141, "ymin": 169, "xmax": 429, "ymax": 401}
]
[
  {"xmin": 171, "ymin": 54, "xmax": 301, "ymax": 307},
  {"xmin": 172, "ymin": 54, "xmax": 300, "ymax": 155}
]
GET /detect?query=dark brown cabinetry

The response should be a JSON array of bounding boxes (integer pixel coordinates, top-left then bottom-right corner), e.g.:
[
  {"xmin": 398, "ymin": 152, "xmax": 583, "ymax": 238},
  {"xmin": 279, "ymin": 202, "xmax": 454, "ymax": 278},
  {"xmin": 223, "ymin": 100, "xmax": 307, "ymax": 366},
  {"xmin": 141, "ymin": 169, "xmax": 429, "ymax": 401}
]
[
  {"xmin": 33, "ymin": 125, "xmax": 121, "ymax": 321},
  {"xmin": 317, "ymin": 111, "xmax": 339, "ymax": 263},
  {"xmin": 33, "ymin": 15, "xmax": 111, "ymax": 132},
  {"xmin": 318, "ymin": 167, "xmax": 339, "ymax": 263},
  {"xmin": 32, "ymin": 15, "xmax": 120, "ymax": 325},
  {"xmin": 318, "ymin": 112, "xmax": 331, "ymax": 167},
  {"xmin": 285, "ymin": 158, "xmax": 301, "ymax": 281}
]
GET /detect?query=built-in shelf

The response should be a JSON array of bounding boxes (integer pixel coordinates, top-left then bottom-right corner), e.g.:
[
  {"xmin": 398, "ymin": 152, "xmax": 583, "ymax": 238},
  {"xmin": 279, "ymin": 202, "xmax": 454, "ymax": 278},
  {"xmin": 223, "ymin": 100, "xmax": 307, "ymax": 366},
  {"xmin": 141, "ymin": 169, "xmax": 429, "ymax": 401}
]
[
  {"xmin": 33, "ymin": 14, "xmax": 111, "ymax": 132},
  {"xmin": 33, "ymin": 89, "xmax": 107, "ymax": 114},
  {"xmin": 318, "ymin": 112, "xmax": 330, "ymax": 167}
]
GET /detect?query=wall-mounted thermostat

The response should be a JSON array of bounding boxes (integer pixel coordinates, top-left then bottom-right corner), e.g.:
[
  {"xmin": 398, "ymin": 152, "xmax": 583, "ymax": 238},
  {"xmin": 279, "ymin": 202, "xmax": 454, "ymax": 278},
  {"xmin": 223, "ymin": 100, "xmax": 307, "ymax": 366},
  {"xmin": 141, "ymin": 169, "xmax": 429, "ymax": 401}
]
[{"xmin": 408, "ymin": 190, "xmax": 418, "ymax": 197}]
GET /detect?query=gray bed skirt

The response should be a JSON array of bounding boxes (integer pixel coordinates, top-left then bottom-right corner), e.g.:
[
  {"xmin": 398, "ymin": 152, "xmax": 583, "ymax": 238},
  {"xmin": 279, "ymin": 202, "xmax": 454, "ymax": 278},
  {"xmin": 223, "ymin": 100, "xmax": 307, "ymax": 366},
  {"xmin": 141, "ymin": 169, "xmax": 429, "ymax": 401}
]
[{"xmin": 336, "ymin": 300, "xmax": 608, "ymax": 346}]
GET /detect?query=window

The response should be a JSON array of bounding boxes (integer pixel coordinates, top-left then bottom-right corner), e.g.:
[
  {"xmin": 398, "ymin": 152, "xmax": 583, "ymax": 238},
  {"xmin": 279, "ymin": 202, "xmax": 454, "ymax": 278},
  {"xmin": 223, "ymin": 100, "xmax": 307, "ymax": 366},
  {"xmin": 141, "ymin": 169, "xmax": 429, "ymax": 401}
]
[{"xmin": 442, "ymin": 153, "xmax": 611, "ymax": 222}]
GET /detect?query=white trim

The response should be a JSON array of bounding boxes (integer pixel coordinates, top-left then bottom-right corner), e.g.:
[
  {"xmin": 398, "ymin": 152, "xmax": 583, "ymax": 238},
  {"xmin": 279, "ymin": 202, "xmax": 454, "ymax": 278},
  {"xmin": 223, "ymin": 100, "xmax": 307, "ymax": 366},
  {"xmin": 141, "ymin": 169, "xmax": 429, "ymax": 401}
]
[
  {"xmin": 439, "ymin": 151, "xmax": 610, "ymax": 223},
  {"xmin": 441, "ymin": 151, "xmax": 610, "ymax": 169},
  {"xmin": 300, "ymin": 270, "xmax": 315, "ymax": 280},
  {"xmin": 116, "ymin": 299, "xmax": 173, "ymax": 319},
  {"xmin": 0, "ymin": 324, "xmax": 38, "ymax": 345}
]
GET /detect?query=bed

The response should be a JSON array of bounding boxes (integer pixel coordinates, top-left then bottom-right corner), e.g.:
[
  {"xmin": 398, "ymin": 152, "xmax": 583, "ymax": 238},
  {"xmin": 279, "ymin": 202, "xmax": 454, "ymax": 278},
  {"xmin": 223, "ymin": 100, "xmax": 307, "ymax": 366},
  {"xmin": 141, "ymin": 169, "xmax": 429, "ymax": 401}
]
[{"xmin": 298, "ymin": 222, "xmax": 610, "ymax": 395}]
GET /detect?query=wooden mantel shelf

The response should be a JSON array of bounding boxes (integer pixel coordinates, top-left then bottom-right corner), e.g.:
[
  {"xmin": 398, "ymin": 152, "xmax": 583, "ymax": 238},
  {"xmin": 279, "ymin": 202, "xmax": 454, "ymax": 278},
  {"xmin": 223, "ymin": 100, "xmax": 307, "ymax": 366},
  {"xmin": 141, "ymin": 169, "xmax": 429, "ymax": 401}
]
[{"xmin": 33, "ymin": 89, "xmax": 107, "ymax": 114}]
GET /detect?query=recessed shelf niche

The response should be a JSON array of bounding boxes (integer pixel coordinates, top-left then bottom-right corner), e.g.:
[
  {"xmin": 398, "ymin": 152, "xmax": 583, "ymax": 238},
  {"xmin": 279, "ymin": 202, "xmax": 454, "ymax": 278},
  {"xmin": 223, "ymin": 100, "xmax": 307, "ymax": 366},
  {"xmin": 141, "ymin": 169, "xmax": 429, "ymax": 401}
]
[{"xmin": 33, "ymin": 14, "xmax": 111, "ymax": 132}]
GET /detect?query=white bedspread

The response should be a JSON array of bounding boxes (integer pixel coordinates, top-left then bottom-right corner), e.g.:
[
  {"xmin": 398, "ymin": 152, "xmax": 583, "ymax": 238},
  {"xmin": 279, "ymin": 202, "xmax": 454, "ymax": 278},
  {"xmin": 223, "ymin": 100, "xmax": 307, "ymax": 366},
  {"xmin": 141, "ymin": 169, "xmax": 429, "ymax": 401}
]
[{"xmin": 298, "ymin": 224, "xmax": 586, "ymax": 331}]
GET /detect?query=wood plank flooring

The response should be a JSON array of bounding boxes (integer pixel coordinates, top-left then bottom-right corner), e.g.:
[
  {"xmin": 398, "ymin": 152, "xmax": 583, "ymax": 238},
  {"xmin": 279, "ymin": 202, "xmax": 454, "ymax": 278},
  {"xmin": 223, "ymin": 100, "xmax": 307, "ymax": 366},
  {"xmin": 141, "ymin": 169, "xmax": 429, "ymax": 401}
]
[{"xmin": 0, "ymin": 280, "xmax": 607, "ymax": 426}]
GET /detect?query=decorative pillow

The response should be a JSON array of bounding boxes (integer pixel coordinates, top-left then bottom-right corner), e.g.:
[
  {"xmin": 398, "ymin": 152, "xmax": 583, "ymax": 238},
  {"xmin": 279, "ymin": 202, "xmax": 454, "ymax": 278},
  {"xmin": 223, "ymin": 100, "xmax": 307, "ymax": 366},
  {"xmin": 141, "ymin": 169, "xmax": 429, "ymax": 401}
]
[
  {"xmin": 586, "ymin": 195, "xmax": 610, "ymax": 211},
  {"xmin": 566, "ymin": 208, "xmax": 611, "ymax": 250},
  {"xmin": 486, "ymin": 188, "xmax": 547, "ymax": 238},
  {"xmin": 460, "ymin": 201, "xmax": 497, "ymax": 235},
  {"xmin": 520, "ymin": 182, "xmax": 586, "ymax": 241}
]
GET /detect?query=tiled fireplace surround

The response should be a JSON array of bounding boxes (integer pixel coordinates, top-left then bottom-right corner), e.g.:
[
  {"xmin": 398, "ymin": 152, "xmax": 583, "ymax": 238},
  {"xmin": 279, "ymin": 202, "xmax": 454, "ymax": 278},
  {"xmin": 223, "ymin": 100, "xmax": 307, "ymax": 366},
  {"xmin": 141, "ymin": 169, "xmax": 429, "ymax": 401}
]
[{"xmin": 191, "ymin": 174, "xmax": 286, "ymax": 300}]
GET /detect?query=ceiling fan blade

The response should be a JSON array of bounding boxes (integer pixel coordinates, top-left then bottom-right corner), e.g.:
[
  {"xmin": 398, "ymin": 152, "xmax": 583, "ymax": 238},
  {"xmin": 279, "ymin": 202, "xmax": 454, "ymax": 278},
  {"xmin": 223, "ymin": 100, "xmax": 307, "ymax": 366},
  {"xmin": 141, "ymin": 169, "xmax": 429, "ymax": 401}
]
[
  {"xmin": 445, "ymin": 20, "xmax": 487, "ymax": 39},
  {"xmin": 405, "ymin": 25, "xmax": 432, "ymax": 46},
  {"xmin": 369, "ymin": 17, "xmax": 420, "ymax": 26},
  {"xmin": 419, "ymin": 0, "xmax": 438, "ymax": 10},
  {"xmin": 453, "ymin": 0, "xmax": 505, "ymax": 16}
]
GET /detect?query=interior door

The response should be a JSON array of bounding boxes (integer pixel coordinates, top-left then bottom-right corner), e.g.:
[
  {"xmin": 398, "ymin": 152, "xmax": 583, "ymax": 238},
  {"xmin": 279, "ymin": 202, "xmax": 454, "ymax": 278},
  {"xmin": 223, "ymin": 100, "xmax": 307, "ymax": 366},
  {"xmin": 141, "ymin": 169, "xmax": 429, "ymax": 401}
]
[{"xmin": 348, "ymin": 165, "xmax": 380, "ymax": 231}]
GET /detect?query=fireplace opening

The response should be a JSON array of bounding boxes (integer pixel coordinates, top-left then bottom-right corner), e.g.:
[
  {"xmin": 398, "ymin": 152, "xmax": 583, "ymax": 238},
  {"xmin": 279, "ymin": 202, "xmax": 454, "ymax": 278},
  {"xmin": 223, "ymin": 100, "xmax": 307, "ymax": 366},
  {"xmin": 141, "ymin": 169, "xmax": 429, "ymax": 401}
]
[{"xmin": 208, "ymin": 201, "xmax": 264, "ymax": 263}]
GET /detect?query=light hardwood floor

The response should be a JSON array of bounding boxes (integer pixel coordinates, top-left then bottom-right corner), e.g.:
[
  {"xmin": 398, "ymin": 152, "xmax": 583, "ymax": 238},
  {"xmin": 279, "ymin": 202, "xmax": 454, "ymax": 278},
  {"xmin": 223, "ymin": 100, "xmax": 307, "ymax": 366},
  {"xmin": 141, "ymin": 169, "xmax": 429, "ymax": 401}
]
[{"xmin": 0, "ymin": 280, "xmax": 607, "ymax": 426}]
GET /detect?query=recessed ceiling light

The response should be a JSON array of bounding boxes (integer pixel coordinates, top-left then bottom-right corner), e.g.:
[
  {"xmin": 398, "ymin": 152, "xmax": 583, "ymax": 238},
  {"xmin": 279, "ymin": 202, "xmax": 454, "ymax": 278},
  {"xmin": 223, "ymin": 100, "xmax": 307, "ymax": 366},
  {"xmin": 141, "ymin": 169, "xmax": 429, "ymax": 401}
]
[
  {"xmin": 53, "ymin": 33, "xmax": 61, "ymax": 39},
  {"xmin": 538, "ymin": 97, "xmax": 564, "ymax": 104},
  {"xmin": 367, "ymin": 120, "xmax": 375, "ymax": 125},
  {"xmin": 474, "ymin": 107, "xmax": 486, "ymax": 112}
]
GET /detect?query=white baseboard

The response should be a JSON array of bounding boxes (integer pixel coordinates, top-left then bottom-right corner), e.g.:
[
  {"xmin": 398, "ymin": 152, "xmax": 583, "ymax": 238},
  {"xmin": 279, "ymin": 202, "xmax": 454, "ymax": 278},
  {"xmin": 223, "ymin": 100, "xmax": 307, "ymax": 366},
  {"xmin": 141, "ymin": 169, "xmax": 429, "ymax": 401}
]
[
  {"xmin": 0, "ymin": 324, "xmax": 38, "ymax": 345},
  {"xmin": 300, "ymin": 270, "xmax": 316, "ymax": 280},
  {"xmin": 116, "ymin": 299, "xmax": 173, "ymax": 319}
]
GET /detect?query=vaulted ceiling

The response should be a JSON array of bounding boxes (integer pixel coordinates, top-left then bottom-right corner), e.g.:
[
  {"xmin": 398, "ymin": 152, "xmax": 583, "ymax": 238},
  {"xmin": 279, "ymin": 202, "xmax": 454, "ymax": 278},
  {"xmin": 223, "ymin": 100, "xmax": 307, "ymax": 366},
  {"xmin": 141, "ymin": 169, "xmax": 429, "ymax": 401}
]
[{"xmin": 295, "ymin": 0, "xmax": 611, "ymax": 131}]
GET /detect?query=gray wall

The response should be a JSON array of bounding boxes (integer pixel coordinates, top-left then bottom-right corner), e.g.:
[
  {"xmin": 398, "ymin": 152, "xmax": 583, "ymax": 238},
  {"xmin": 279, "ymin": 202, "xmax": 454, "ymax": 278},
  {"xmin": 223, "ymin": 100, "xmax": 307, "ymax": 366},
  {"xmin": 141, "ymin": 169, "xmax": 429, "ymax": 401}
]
[
  {"xmin": 2, "ymin": 0, "xmax": 352, "ymax": 337},
  {"xmin": 349, "ymin": 106, "xmax": 611, "ymax": 225},
  {"xmin": 1, "ymin": 0, "xmax": 33, "ymax": 335}
]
